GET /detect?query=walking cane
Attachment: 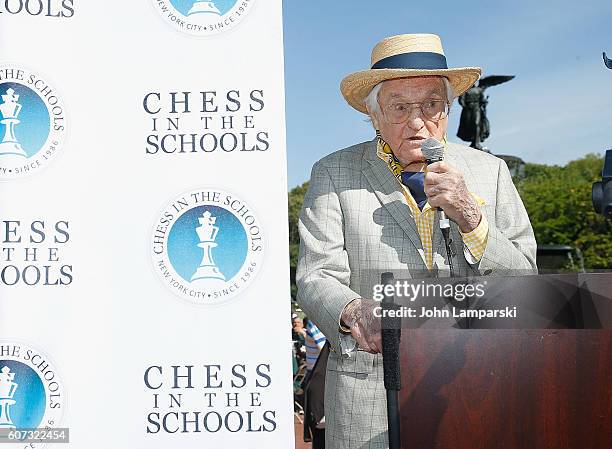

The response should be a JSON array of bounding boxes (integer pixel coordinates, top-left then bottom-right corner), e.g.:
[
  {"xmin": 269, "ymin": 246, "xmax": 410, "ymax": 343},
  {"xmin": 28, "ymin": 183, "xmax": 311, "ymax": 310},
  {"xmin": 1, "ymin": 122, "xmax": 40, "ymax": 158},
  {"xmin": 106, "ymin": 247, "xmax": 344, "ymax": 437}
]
[{"xmin": 381, "ymin": 272, "xmax": 401, "ymax": 449}]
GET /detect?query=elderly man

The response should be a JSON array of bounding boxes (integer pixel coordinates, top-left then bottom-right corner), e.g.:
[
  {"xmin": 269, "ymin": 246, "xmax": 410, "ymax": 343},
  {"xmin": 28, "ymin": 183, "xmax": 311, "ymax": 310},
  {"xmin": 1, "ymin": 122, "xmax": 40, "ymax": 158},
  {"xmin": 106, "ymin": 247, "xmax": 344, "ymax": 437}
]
[{"xmin": 296, "ymin": 34, "xmax": 536, "ymax": 449}]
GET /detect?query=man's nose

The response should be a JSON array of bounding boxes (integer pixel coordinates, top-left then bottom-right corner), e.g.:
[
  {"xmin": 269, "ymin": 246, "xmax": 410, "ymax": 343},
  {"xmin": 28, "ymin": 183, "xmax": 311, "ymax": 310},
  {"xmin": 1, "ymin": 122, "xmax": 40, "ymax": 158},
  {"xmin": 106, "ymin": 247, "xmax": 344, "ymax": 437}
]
[{"xmin": 405, "ymin": 107, "xmax": 425, "ymax": 131}]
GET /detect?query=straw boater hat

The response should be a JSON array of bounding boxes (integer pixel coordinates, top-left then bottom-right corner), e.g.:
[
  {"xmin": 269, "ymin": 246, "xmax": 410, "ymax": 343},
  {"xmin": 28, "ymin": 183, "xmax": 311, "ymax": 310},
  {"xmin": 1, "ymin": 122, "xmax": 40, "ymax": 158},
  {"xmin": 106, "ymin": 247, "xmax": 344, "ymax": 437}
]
[{"xmin": 340, "ymin": 33, "xmax": 481, "ymax": 114}]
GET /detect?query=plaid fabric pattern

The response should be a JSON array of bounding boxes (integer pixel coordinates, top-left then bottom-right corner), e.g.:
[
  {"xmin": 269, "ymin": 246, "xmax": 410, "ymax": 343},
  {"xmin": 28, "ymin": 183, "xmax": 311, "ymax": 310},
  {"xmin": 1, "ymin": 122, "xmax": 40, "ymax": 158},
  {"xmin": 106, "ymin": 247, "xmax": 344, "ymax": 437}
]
[
  {"xmin": 376, "ymin": 138, "xmax": 489, "ymax": 267},
  {"xmin": 459, "ymin": 212, "xmax": 489, "ymax": 260},
  {"xmin": 296, "ymin": 139, "xmax": 537, "ymax": 449}
]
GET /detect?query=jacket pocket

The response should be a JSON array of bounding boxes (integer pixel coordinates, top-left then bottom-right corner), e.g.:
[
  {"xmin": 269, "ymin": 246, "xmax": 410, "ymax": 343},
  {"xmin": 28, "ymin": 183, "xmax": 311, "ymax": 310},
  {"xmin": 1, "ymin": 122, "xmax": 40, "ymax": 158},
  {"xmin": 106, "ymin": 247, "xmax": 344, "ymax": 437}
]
[{"xmin": 327, "ymin": 348, "xmax": 375, "ymax": 374}]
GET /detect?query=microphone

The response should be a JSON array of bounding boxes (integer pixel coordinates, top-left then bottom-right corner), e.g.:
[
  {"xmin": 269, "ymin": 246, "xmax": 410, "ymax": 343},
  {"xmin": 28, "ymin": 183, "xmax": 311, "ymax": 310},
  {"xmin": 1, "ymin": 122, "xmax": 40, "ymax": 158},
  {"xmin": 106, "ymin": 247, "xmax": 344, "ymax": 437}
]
[
  {"xmin": 421, "ymin": 138, "xmax": 456, "ymax": 275},
  {"xmin": 421, "ymin": 138, "xmax": 450, "ymax": 230}
]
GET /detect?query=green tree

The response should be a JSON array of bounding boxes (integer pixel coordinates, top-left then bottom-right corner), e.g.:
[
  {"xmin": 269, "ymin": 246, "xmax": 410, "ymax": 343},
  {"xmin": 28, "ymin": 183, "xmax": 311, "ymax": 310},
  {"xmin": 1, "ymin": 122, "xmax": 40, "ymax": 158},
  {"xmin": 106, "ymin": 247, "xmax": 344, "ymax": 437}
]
[
  {"xmin": 288, "ymin": 182, "xmax": 309, "ymax": 298},
  {"xmin": 515, "ymin": 154, "xmax": 611, "ymax": 269}
]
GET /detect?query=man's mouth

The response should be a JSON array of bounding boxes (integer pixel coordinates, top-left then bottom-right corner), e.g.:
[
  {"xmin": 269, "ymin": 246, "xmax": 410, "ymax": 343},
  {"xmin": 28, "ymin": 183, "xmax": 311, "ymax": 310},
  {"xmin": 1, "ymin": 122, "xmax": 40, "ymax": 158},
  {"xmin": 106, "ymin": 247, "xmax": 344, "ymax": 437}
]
[{"xmin": 408, "ymin": 136, "xmax": 427, "ymax": 142}]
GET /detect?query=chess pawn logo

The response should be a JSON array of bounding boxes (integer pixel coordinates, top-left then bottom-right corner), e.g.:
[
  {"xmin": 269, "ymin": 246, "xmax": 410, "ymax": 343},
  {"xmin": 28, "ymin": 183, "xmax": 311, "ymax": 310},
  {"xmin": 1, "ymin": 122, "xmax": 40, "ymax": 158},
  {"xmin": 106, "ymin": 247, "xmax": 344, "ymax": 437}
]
[
  {"xmin": 188, "ymin": 1, "xmax": 221, "ymax": 16},
  {"xmin": 0, "ymin": 366, "xmax": 18, "ymax": 429},
  {"xmin": 191, "ymin": 211, "xmax": 226, "ymax": 281},
  {"xmin": 0, "ymin": 88, "xmax": 27, "ymax": 157}
]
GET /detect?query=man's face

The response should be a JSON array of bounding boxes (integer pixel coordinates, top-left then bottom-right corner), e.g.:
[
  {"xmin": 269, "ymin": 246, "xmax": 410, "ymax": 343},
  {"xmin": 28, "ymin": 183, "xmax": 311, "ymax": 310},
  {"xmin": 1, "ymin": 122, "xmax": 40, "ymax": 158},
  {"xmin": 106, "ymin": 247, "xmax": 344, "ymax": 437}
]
[
  {"xmin": 370, "ymin": 77, "xmax": 449, "ymax": 168},
  {"xmin": 292, "ymin": 318, "xmax": 303, "ymax": 330}
]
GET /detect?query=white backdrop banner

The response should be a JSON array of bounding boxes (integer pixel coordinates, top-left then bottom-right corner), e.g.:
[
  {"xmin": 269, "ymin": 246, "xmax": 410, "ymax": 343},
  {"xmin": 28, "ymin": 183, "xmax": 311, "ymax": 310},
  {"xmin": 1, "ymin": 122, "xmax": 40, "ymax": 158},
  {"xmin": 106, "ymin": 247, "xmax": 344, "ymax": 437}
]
[{"xmin": 0, "ymin": 0, "xmax": 294, "ymax": 447}]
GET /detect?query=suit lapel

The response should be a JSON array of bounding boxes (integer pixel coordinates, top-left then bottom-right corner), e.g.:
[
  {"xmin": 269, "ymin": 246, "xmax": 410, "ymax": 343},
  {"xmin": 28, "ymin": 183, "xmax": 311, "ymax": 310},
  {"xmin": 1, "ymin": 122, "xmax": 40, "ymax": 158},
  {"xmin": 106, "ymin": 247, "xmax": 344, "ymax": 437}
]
[{"xmin": 362, "ymin": 142, "xmax": 424, "ymax": 254}]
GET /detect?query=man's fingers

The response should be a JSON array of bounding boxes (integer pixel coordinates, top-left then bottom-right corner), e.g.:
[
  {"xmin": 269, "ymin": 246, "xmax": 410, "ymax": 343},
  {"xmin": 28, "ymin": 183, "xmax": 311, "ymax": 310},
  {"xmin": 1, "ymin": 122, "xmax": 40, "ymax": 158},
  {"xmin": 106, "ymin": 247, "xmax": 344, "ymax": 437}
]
[
  {"xmin": 345, "ymin": 300, "xmax": 383, "ymax": 354},
  {"xmin": 425, "ymin": 188, "xmax": 445, "ymax": 203},
  {"xmin": 424, "ymin": 171, "xmax": 443, "ymax": 187},
  {"xmin": 361, "ymin": 328, "xmax": 383, "ymax": 354},
  {"xmin": 363, "ymin": 329, "xmax": 381, "ymax": 354},
  {"xmin": 425, "ymin": 171, "xmax": 461, "ymax": 188},
  {"xmin": 426, "ymin": 161, "xmax": 450, "ymax": 173},
  {"xmin": 351, "ymin": 325, "xmax": 373, "ymax": 353},
  {"xmin": 354, "ymin": 326, "xmax": 382, "ymax": 354},
  {"xmin": 370, "ymin": 333, "xmax": 383, "ymax": 354},
  {"xmin": 427, "ymin": 194, "xmax": 443, "ymax": 209},
  {"xmin": 424, "ymin": 183, "xmax": 439, "ymax": 197}
]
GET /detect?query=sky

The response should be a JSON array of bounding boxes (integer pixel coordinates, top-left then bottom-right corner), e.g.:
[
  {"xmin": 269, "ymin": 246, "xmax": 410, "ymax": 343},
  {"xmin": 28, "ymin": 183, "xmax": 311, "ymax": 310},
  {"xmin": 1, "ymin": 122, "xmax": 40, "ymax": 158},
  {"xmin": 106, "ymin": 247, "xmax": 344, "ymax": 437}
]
[{"xmin": 282, "ymin": 0, "xmax": 612, "ymax": 189}]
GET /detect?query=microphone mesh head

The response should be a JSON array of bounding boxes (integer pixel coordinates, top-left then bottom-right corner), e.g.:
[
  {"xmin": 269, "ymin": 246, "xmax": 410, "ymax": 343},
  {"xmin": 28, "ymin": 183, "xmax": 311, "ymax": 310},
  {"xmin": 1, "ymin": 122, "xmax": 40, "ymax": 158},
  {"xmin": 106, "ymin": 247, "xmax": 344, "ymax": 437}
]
[{"xmin": 421, "ymin": 138, "xmax": 445, "ymax": 162}]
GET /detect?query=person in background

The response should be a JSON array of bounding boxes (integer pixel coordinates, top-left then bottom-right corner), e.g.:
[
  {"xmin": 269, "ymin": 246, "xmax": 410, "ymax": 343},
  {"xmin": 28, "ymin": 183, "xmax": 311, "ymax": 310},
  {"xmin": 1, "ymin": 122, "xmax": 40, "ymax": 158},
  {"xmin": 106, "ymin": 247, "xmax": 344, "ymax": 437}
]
[
  {"xmin": 304, "ymin": 318, "xmax": 327, "ymax": 372},
  {"xmin": 303, "ymin": 318, "xmax": 328, "ymax": 449},
  {"xmin": 292, "ymin": 313, "xmax": 306, "ymax": 363}
]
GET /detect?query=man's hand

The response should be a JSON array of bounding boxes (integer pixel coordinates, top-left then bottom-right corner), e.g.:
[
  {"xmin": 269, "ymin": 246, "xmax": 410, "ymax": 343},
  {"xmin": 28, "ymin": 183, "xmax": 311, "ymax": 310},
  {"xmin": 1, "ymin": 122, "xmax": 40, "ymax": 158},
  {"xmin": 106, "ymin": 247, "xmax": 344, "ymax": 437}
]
[
  {"xmin": 340, "ymin": 298, "xmax": 381, "ymax": 354},
  {"xmin": 424, "ymin": 161, "xmax": 482, "ymax": 233}
]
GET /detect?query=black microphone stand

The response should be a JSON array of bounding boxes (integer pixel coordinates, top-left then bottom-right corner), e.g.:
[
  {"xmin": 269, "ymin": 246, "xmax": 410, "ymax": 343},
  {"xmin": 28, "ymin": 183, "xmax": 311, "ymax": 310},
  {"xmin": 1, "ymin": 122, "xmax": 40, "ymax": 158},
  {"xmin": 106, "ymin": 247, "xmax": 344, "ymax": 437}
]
[
  {"xmin": 381, "ymin": 272, "xmax": 401, "ymax": 449},
  {"xmin": 438, "ymin": 212, "xmax": 457, "ymax": 278}
]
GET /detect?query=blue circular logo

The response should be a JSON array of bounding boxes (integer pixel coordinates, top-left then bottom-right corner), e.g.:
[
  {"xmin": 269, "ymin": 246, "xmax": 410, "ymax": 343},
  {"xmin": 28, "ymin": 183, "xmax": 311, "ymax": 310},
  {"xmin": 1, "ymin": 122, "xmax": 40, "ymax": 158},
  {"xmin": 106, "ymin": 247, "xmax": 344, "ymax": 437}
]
[
  {"xmin": 0, "ymin": 361, "xmax": 46, "ymax": 429},
  {"xmin": 168, "ymin": 205, "xmax": 248, "ymax": 283},
  {"xmin": 0, "ymin": 342, "xmax": 65, "ymax": 446},
  {"xmin": 0, "ymin": 83, "xmax": 50, "ymax": 158},
  {"xmin": 152, "ymin": 0, "xmax": 256, "ymax": 36},
  {"xmin": 169, "ymin": 0, "xmax": 237, "ymax": 16},
  {"xmin": 152, "ymin": 188, "xmax": 264, "ymax": 304},
  {"xmin": 0, "ymin": 66, "xmax": 67, "ymax": 181}
]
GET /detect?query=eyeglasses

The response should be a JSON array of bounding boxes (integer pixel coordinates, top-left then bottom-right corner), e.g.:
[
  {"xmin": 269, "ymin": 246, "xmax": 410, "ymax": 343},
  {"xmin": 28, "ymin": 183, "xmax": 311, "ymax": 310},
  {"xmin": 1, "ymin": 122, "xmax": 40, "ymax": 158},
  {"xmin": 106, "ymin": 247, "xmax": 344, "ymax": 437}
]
[{"xmin": 381, "ymin": 99, "xmax": 450, "ymax": 124}]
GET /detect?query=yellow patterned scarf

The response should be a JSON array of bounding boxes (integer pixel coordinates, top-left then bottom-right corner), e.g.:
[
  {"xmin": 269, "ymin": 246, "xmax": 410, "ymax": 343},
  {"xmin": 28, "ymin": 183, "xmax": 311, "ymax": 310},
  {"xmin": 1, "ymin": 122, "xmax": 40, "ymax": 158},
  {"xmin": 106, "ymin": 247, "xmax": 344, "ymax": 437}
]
[{"xmin": 375, "ymin": 134, "xmax": 448, "ymax": 178}]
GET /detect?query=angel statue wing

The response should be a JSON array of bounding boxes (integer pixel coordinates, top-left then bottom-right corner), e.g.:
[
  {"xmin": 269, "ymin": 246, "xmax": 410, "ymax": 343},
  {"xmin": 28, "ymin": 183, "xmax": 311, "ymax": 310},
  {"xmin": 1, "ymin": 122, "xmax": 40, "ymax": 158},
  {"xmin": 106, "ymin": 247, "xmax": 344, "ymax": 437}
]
[
  {"xmin": 603, "ymin": 52, "xmax": 612, "ymax": 69},
  {"xmin": 478, "ymin": 75, "xmax": 515, "ymax": 89}
]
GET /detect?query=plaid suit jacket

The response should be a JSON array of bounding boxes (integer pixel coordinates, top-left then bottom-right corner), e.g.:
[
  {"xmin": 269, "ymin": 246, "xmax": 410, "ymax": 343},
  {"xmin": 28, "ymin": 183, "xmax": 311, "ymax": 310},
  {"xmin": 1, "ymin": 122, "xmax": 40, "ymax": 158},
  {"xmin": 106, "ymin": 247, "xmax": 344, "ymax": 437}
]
[{"xmin": 296, "ymin": 139, "xmax": 536, "ymax": 449}]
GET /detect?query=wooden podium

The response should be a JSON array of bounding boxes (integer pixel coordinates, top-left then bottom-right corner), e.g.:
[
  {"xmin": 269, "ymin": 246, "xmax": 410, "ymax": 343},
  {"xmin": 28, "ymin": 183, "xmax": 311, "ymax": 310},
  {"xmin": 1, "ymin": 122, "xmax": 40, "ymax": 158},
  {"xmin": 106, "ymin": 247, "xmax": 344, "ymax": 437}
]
[
  {"xmin": 399, "ymin": 329, "xmax": 611, "ymax": 449},
  {"xmin": 390, "ymin": 273, "xmax": 612, "ymax": 449}
]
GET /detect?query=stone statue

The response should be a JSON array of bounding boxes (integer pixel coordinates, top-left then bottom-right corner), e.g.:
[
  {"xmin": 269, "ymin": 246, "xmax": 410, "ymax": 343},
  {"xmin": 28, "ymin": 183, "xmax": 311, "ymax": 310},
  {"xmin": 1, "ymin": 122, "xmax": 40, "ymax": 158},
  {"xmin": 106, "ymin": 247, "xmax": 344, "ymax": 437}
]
[
  {"xmin": 604, "ymin": 52, "xmax": 612, "ymax": 69},
  {"xmin": 457, "ymin": 75, "xmax": 514, "ymax": 151}
]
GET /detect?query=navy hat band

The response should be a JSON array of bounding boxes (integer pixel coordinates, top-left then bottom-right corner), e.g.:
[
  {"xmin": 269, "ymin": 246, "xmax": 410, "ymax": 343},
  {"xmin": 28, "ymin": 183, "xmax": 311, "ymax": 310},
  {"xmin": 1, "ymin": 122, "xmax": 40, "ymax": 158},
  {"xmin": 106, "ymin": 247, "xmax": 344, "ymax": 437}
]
[{"xmin": 371, "ymin": 52, "xmax": 448, "ymax": 70}]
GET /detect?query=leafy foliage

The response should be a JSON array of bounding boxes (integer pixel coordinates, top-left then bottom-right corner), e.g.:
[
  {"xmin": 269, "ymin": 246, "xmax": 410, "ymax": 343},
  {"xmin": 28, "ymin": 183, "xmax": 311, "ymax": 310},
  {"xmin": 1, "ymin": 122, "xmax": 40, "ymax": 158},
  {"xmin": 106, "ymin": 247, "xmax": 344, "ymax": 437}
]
[
  {"xmin": 288, "ymin": 182, "xmax": 309, "ymax": 298},
  {"xmin": 515, "ymin": 154, "xmax": 611, "ymax": 269}
]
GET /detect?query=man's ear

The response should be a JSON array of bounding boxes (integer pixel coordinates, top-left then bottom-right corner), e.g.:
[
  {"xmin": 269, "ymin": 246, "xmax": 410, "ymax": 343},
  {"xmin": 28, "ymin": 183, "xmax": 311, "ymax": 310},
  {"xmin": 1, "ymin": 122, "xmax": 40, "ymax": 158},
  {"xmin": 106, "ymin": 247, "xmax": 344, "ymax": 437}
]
[{"xmin": 367, "ymin": 106, "xmax": 381, "ymax": 130}]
